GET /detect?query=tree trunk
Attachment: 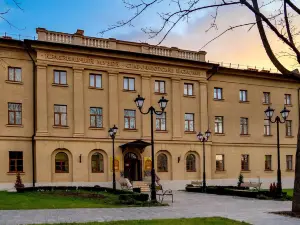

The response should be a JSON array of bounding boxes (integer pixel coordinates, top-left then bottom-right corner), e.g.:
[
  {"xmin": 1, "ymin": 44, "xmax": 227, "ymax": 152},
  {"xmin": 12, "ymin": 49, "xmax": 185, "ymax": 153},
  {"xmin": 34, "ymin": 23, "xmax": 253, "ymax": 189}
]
[{"xmin": 292, "ymin": 120, "xmax": 300, "ymax": 213}]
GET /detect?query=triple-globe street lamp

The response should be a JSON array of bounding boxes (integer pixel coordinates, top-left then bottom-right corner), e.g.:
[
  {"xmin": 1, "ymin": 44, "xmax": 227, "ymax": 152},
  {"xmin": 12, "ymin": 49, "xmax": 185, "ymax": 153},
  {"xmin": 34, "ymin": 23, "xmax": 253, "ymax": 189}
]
[
  {"xmin": 264, "ymin": 106, "xmax": 290, "ymax": 195},
  {"xmin": 196, "ymin": 130, "xmax": 211, "ymax": 193},
  {"xmin": 108, "ymin": 125, "xmax": 118, "ymax": 191},
  {"xmin": 134, "ymin": 94, "xmax": 168, "ymax": 202}
]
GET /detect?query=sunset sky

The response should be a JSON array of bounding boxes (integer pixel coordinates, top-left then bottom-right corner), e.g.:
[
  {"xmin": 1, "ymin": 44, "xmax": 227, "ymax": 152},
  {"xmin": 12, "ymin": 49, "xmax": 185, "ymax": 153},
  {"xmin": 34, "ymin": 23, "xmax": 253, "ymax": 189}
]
[{"xmin": 0, "ymin": 0, "xmax": 299, "ymax": 72}]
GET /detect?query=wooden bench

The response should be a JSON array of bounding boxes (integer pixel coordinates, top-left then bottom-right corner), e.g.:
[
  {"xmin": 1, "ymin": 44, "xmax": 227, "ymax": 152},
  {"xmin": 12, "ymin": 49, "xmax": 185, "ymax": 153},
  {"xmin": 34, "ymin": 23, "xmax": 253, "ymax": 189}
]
[
  {"xmin": 240, "ymin": 182, "xmax": 262, "ymax": 191},
  {"xmin": 155, "ymin": 184, "xmax": 173, "ymax": 203}
]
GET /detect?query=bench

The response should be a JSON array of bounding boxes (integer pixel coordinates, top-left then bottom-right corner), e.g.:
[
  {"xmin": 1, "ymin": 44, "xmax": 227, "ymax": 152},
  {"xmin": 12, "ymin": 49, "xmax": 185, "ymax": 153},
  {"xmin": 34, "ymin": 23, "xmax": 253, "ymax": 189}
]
[
  {"xmin": 186, "ymin": 180, "xmax": 203, "ymax": 187},
  {"xmin": 155, "ymin": 184, "xmax": 173, "ymax": 203},
  {"xmin": 240, "ymin": 182, "xmax": 262, "ymax": 191}
]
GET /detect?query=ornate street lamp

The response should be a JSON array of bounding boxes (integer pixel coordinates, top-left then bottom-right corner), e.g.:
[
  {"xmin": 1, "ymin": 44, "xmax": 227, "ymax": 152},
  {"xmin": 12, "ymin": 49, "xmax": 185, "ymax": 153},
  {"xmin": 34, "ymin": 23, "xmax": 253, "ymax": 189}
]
[
  {"xmin": 264, "ymin": 106, "xmax": 290, "ymax": 195},
  {"xmin": 196, "ymin": 129, "xmax": 211, "ymax": 193},
  {"xmin": 108, "ymin": 124, "xmax": 118, "ymax": 191},
  {"xmin": 134, "ymin": 94, "xmax": 168, "ymax": 202}
]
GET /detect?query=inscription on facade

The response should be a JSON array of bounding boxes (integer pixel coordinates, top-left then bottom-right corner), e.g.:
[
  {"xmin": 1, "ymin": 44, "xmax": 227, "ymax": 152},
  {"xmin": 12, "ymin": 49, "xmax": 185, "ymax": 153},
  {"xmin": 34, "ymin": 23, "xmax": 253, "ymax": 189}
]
[{"xmin": 42, "ymin": 52, "xmax": 203, "ymax": 76}]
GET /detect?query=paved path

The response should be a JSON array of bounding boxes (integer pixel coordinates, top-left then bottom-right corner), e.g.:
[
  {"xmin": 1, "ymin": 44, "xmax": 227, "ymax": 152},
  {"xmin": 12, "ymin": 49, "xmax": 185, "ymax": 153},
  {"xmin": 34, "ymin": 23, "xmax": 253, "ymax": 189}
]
[{"xmin": 0, "ymin": 191, "xmax": 299, "ymax": 225}]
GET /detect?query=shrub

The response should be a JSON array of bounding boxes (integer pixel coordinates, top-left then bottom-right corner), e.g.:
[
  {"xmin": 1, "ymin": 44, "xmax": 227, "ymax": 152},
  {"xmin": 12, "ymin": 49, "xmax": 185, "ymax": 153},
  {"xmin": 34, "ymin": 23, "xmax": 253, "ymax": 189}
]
[
  {"xmin": 237, "ymin": 173, "xmax": 244, "ymax": 187},
  {"xmin": 15, "ymin": 172, "xmax": 25, "ymax": 191},
  {"xmin": 119, "ymin": 193, "xmax": 149, "ymax": 202}
]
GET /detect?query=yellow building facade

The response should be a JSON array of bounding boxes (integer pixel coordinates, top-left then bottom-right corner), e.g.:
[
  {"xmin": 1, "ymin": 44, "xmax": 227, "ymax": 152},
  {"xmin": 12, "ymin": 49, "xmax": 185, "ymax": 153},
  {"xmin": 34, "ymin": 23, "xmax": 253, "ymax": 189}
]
[{"xmin": 0, "ymin": 28, "xmax": 298, "ymax": 190}]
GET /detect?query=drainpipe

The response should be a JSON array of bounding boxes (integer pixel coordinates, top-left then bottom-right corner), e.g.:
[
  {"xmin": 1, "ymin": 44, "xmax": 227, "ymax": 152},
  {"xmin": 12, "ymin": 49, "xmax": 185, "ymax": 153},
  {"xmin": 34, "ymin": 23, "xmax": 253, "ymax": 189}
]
[{"xmin": 24, "ymin": 41, "xmax": 36, "ymax": 187}]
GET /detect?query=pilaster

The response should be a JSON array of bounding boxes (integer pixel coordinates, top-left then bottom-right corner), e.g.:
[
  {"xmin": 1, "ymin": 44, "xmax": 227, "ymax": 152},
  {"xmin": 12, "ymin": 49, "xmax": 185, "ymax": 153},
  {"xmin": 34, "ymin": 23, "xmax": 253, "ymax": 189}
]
[
  {"xmin": 73, "ymin": 67, "xmax": 85, "ymax": 137},
  {"xmin": 141, "ymin": 74, "xmax": 151, "ymax": 138},
  {"xmin": 199, "ymin": 81, "xmax": 209, "ymax": 131},
  {"xmin": 36, "ymin": 64, "xmax": 48, "ymax": 136},
  {"xmin": 108, "ymin": 71, "xmax": 119, "ymax": 131},
  {"xmin": 172, "ymin": 77, "xmax": 182, "ymax": 139}
]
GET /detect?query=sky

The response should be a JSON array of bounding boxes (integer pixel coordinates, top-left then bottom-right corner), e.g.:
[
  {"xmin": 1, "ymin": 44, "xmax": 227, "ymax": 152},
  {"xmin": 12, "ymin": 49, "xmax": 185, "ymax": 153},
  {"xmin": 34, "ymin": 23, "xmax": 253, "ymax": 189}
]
[{"xmin": 0, "ymin": 0, "xmax": 299, "ymax": 72}]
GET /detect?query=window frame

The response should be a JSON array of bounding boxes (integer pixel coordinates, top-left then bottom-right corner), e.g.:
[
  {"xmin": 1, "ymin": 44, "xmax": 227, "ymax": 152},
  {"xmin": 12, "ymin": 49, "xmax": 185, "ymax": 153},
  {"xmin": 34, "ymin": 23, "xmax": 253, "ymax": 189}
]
[
  {"xmin": 55, "ymin": 152, "xmax": 69, "ymax": 173},
  {"xmin": 90, "ymin": 107, "xmax": 103, "ymax": 128},
  {"xmin": 124, "ymin": 109, "xmax": 136, "ymax": 130},
  {"xmin": 240, "ymin": 117, "xmax": 249, "ymax": 135},
  {"xmin": 53, "ymin": 70, "xmax": 67, "ymax": 85},
  {"xmin": 214, "ymin": 87, "xmax": 223, "ymax": 100},
  {"xmin": 186, "ymin": 154, "xmax": 196, "ymax": 172},
  {"xmin": 156, "ymin": 112, "xmax": 166, "ymax": 131},
  {"xmin": 265, "ymin": 155, "xmax": 272, "ymax": 171},
  {"xmin": 123, "ymin": 77, "xmax": 135, "ymax": 91},
  {"xmin": 239, "ymin": 90, "xmax": 248, "ymax": 102},
  {"xmin": 89, "ymin": 74, "xmax": 102, "ymax": 89},
  {"xmin": 286, "ymin": 155, "xmax": 293, "ymax": 171},
  {"xmin": 8, "ymin": 67, "xmax": 22, "ymax": 82},
  {"xmin": 241, "ymin": 154, "xmax": 250, "ymax": 171},
  {"xmin": 157, "ymin": 153, "xmax": 168, "ymax": 172},
  {"xmin": 184, "ymin": 83, "xmax": 194, "ymax": 96},
  {"xmin": 9, "ymin": 151, "xmax": 23, "ymax": 173},
  {"xmin": 54, "ymin": 104, "xmax": 67, "ymax": 127},
  {"xmin": 286, "ymin": 120, "xmax": 292, "ymax": 136},
  {"xmin": 8, "ymin": 102, "xmax": 22, "ymax": 125},
  {"xmin": 284, "ymin": 94, "xmax": 292, "ymax": 105},
  {"xmin": 216, "ymin": 154, "xmax": 225, "ymax": 171},
  {"xmin": 214, "ymin": 116, "xmax": 224, "ymax": 134},
  {"xmin": 263, "ymin": 92, "xmax": 270, "ymax": 104},
  {"xmin": 154, "ymin": 80, "xmax": 166, "ymax": 94},
  {"xmin": 91, "ymin": 152, "xmax": 104, "ymax": 173},
  {"xmin": 184, "ymin": 113, "xmax": 195, "ymax": 132},
  {"xmin": 264, "ymin": 119, "xmax": 271, "ymax": 136}
]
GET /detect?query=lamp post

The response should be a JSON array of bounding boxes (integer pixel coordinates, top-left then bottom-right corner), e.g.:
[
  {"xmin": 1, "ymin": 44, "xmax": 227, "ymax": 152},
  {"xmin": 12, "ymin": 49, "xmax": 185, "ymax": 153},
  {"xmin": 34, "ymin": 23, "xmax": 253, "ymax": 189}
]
[
  {"xmin": 264, "ymin": 106, "xmax": 290, "ymax": 195},
  {"xmin": 134, "ymin": 94, "xmax": 168, "ymax": 202},
  {"xmin": 196, "ymin": 130, "xmax": 211, "ymax": 193},
  {"xmin": 108, "ymin": 125, "xmax": 118, "ymax": 192}
]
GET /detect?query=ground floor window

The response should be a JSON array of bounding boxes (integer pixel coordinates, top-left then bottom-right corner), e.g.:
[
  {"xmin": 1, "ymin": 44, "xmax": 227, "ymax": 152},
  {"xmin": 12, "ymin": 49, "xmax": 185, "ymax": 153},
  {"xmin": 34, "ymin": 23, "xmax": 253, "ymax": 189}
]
[
  {"xmin": 9, "ymin": 151, "xmax": 23, "ymax": 172},
  {"xmin": 91, "ymin": 152, "xmax": 104, "ymax": 173},
  {"xmin": 157, "ymin": 153, "xmax": 168, "ymax": 172},
  {"xmin": 216, "ymin": 154, "xmax": 224, "ymax": 171},
  {"xmin": 55, "ymin": 152, "xmax": 69, "ymax": 173},
  {"xmin": 186, "ymin": 154, "xmax": 196, "ymax": 172}
]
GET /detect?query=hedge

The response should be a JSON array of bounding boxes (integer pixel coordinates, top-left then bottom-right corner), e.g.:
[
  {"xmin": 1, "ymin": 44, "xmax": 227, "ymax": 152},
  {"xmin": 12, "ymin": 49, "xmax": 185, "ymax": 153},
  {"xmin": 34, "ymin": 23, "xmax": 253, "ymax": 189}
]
[{"xmin": 119, "ymin": 193, "xmax": 149, "ymax": 202}]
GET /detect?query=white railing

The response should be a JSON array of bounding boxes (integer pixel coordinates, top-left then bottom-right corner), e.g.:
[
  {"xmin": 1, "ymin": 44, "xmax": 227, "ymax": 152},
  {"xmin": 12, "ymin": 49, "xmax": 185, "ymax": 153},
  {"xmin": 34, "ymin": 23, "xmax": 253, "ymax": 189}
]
[
  {"xmin": 82, "ymin": 37, "xmax": 110, "ymax": 48},
  {"xmin": 178, "ymin": 50, "xmax": 201, "ymax": 61},
  {"xmin": 46, "ymin": 32, "xmax": 73, "ymax": 44},
  {"xmin": 149, "ymin": 47, "xmax": 171, "ymax": 57}
]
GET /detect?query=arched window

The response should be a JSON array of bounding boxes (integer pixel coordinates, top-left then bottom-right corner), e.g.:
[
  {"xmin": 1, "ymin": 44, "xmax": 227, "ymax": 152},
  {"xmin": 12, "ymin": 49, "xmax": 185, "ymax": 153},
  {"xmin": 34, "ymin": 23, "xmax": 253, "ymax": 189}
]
[
  {"xmin": 157, "ymin": 153, "xmax": 168, "ymax": 172},
  {"xmin": 91, "ymin": 152, "xmax": 104, "ymax": 173},
  {"xmin": 186, "ymin": 154, "xmax": 196, "ymax": 172},
  {"xmin": 55, "ymin": 152, "xmax": 69, "ymax": 173}
]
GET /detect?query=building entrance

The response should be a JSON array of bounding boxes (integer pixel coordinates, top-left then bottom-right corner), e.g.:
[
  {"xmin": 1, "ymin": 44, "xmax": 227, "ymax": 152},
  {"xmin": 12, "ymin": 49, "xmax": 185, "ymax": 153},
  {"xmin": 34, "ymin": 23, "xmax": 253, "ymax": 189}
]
[{"xmin": 124, "ymin": 152, "xmax": 142, "ymax": 181}]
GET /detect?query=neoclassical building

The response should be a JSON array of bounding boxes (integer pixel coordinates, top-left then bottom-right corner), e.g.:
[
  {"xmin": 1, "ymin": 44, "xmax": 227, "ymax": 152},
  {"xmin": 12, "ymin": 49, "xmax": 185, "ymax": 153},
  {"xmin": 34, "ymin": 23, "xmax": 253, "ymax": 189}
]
[{"xmin": 0, "ymin": 28, "xmax": 298, "ymax": 190}]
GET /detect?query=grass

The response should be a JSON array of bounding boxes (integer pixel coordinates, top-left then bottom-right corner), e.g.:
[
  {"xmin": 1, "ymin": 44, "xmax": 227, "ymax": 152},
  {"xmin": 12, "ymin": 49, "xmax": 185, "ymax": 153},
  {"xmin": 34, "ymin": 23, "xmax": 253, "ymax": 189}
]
[
  {"xmin": 0, "ymin": 191, "xmax": 141, "ymax": 210},
  {"xmin": 283, "ymin": 189, "xmax": 293, "ymax": 197},
  {"xmin": 31, "ymin": 217, "xmax": 250, "ymax": 225}
]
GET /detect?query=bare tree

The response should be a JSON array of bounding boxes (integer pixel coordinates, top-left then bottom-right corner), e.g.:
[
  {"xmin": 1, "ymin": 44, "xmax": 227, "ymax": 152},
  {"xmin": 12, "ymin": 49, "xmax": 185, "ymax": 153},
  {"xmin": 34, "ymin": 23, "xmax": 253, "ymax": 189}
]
[
  {"xmin": 0, "ymin": 0, "xmax": 24, "ymax": 29},
  {"xmin": 102, "ymin": 0, "xmax": 300, "ymax": 213}
]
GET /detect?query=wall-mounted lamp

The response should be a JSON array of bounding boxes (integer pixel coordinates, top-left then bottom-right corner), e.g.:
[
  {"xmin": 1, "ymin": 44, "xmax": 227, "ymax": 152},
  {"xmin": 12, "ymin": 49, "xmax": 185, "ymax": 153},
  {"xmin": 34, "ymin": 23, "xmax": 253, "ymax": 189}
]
[
  {"xmin": 178, "ymin": 155, "xmax": 181, "ymax": 163},
  {"xmin": 79, "ymin": 154, "xmax": 82, "ymax": 163}
]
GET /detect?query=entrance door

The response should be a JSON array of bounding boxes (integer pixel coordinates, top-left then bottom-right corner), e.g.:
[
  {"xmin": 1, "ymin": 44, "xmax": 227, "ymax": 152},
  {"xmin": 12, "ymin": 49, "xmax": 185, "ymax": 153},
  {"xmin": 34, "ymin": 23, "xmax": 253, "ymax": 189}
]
[{"xmin": 124, "ymin": 152, "xmax": 142, "ymax": 181}]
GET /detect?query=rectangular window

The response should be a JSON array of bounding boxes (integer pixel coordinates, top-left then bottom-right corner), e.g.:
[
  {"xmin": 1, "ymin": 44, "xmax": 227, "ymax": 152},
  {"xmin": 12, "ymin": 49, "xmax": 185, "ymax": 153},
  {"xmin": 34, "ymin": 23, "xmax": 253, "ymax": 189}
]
[
  {"xmin": 90, "ymin": 107, "xmax": 103, "ymax": 128},
  {"xmin": 284, "ymin": 94, "xmax": 291, "ymax": 105},
  {"xmin": 184, "ymin": 83, "xmax": 193, "ymax": 96},
  {"xmin": 54, "ymin": 70, "xmax": 67, "ymax": 85},
  {"xmin": 184, "ymin": 113, "xmax": 194, "ymax": 132},
  {"xmin": 265, "ymin": 155, "xmax": 272, "ymax": 170},
  {"xmin": 123, "ymin": 77, "xmax": 135, "ymax": 91},
  {"xmin": 89, "ymin": 74, "xmax": 102, "ymax": 88},
  {"xmin": 124, "ymin": 110, "xmax": 136, "ymax": 129},
  {"xmin": 240, "ymin": 117, "xmax": 248, "ymax": 135},
  {"xmin": 286, "ymin": 120, "xmax": 292, "ymax": 136},
  {"xmin": 214, "ymin": 116, "xmax": 224, "ymax": 134},
  {"xmin": 286, "ymin": 155, "xmax": 293, "ymax": 171},
  {"xmin": 239, "ymin": 90, "xmax": 248, "ymax": 102},
  {"xmin": 8, "ymin": 67, "xmax": 22, "ymax": 82},
  {"xmin": 8, "ymin": 103, "xmax": 22, "ymax": 125},
  {"xmin": 214, "ymin": 88, "xmax": 223, "ymax": 100},
  {"xmin": 264, "ymin": 119, "xmax": 271, "ymax": 136},
  {"xmin": 9, "ymin": 151, "xmax": 23, "ymax": 172},
  {"xmin": 156, "ymin": 112, "xmax": 166, "ymax": 131},
  {"xmin": 263, "ymin": 92, "xmax": 270, "ymax": 104},
  {"xmin": 155, "ymin": 80, "xmax": 165, "ymax": 94},
  {"xmin": 54, "ymin": 105, "xmax": 67, "ymax": 126},
  {"xmin": 216, "ymin": 154, "xmax": 225, "ymax": 171},
  {"xmin": 241, "ymin": 154, "xmax": 249, "ymax": 171}
]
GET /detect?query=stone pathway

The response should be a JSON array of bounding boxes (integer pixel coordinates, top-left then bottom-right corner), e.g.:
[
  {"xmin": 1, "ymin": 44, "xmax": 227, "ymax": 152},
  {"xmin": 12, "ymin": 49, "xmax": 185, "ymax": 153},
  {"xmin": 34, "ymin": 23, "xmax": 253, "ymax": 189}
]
[{"xmin": 0, "ymin": 191, "xmax": 299, "ymax": 225}]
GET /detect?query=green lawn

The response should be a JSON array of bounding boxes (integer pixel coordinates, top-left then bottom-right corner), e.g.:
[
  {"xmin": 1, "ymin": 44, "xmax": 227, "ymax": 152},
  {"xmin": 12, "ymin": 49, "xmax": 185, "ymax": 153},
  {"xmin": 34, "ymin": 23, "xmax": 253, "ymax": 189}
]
[
  {"xmin": 32, "ymin": 217, "xmax": 250, "ymax": 225},
  {"xmin": 0, "ymin": 191, "xmax": 133, "ymax": 210},
  {"xmin": 283, "ymin": 189, "xmax": 293, "ymax": 197}
]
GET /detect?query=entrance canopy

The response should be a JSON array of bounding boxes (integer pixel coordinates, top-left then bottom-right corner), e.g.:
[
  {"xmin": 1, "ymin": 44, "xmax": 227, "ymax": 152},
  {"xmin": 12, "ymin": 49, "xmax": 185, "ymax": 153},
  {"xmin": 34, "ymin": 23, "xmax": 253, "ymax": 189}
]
[{"xmin": 119, "ymin": 140, "xmax": 151, "ymax": 153}]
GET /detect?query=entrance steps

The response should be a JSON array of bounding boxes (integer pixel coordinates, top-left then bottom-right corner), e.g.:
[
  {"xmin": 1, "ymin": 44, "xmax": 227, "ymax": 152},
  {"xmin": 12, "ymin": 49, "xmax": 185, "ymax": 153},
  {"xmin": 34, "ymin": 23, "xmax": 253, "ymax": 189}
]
[{"xmin": 133, "ymin": 181, "xmax": 150, "ymax": 192}]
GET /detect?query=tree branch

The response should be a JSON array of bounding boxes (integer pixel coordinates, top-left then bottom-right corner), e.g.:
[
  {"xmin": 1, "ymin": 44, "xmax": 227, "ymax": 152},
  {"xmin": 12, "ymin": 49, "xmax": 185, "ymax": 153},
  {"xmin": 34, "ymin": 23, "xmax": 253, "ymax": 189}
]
[
  {"xmin": 284, "ymin": 0, "xmax": 295, "ymax": 45},
  {"xmin": 286, "ymin": 0, "xmax": 300, "ymax": 14}
]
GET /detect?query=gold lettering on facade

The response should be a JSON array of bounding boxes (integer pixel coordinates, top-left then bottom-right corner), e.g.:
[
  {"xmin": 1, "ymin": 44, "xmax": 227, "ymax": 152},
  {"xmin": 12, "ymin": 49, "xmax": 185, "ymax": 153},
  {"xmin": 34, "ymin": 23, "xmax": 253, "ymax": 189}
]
[{"xmin": 43, "ymin": 53, "xmax": 201, "ymax": 76}]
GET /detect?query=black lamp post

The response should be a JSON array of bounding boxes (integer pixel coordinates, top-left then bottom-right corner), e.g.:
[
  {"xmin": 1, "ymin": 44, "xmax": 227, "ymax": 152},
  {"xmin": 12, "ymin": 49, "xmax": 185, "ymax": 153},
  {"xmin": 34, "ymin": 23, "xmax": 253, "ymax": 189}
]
[
  {"xmin": 196, "ymin": 130, "xmax": 211, "ymax": 193},
  {"xmin": 108, "ymin": 125, "xmax": 118, "ymax": 191},
  {"xmin": 264, "ymin": 106, "xmax": 290, "ymax": 195},
  {"xmin": 134, "ymin": 94, "xmax": 168, "ymax": 202}
]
